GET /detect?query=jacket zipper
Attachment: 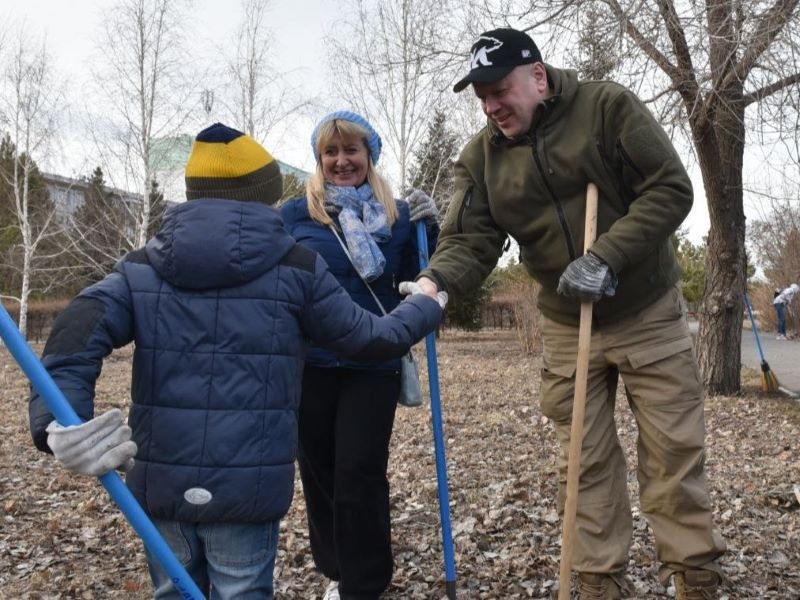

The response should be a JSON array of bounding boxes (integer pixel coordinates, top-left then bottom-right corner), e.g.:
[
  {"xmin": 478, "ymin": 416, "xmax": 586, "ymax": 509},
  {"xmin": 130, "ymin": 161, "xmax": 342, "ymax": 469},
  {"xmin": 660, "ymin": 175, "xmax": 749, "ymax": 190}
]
[
  {"xmin": 456, "ymin": 186, "xmax": 474, "ymax": 234},
  {"xmin": 616, "ymin": 140, "xmax": 645, "ymax": 181},
  {"xmin": 595, "ymin": 139, "xmax": 629, "ymax": 212},
  {"xmin": 615, "ymin": 140, "xmax": 645, "ymax": 212},
  {"xmin": 531, "ymin": 135, "xmax": 577, "ymax": 261}
]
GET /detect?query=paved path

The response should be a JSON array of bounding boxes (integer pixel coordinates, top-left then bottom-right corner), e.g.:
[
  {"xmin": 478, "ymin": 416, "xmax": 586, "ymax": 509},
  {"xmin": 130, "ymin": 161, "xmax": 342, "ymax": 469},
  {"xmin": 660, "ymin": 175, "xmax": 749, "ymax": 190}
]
[
  {"xmin": 689, "ymin": 320, "xmax": 800, "ymax": 394},
  {"xmin": 740, "ymin": 327, "xmax": 800, "ymax": 394}
]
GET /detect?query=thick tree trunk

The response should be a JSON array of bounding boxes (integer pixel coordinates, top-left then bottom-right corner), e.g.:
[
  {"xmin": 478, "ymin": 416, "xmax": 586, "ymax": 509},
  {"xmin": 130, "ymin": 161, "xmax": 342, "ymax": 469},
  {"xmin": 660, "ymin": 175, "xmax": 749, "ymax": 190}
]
[{"xmin": 695, "ymin": 112, "xmax": 747, "ymax": 395}]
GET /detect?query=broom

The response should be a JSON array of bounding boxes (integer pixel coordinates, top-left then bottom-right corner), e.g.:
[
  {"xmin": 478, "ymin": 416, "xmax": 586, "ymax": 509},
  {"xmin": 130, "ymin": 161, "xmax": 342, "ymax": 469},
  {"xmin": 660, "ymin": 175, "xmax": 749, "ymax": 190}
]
[{"xmin": 743, "ymin": 293, "xmax": 781, "ymax": 392}]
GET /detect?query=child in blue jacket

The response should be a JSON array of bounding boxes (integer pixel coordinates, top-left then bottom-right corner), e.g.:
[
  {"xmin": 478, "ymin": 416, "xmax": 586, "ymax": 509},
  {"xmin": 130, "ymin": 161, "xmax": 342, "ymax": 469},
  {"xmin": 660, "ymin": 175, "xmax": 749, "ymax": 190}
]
[{"xmin": 28, "ymin": 123, "xmax": 445, "ymax": 599}]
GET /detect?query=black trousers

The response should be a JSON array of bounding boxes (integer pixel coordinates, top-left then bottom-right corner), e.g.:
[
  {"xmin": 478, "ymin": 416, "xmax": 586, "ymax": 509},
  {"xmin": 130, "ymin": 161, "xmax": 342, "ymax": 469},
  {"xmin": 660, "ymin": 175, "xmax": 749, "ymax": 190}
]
[{"xmin": 298, "ymin": 366, "xmax": 400, "ymax": 600}]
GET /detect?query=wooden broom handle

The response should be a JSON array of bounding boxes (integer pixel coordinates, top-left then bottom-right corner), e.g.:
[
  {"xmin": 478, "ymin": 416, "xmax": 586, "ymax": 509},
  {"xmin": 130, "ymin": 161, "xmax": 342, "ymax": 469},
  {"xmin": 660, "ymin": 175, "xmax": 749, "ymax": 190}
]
[{"xmin": 558, "ymin": 182, "xmax": 599, "ymax": 599}]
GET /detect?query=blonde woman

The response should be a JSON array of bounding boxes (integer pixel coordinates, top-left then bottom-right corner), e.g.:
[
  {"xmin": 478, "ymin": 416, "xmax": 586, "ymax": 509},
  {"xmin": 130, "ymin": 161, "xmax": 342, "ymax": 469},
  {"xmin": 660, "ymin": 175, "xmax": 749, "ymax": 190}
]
[{"xmin": 281, "ymin": 111, "xmax": 438, "ymax": 600}]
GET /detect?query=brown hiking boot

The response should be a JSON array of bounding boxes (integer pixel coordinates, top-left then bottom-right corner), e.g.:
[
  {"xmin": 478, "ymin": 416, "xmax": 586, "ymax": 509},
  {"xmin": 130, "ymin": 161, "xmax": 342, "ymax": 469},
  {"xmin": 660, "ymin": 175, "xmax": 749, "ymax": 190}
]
[
  {"xmin": 674, "ymin": 569, "xmax": 721, "ymax": 599},
  {"xmin": 577, "ymin": 573, "xmax": 631, "ymax": 599}
]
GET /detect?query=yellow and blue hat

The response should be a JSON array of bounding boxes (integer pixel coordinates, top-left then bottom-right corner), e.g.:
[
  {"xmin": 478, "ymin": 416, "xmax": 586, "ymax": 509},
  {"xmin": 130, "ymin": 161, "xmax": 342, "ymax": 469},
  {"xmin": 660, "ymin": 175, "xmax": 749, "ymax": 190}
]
[{"xmin": 185, "ymin": 123, "xmax": 283, "ymax": 204}]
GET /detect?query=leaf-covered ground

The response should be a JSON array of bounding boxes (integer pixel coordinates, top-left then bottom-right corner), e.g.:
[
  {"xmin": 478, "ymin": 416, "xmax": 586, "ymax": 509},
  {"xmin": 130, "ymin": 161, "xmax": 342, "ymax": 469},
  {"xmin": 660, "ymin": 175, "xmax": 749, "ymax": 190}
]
[{"xmin": 1, "ymin": 330, "xmax": 798, "ymax": 599}]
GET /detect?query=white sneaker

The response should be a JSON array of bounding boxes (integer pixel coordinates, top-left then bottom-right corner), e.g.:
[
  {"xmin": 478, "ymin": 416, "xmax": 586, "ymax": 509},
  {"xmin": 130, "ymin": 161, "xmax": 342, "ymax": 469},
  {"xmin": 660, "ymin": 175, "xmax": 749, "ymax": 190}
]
[
  {"xmin": 322, "ymin": 580, "xmax": 340, "ymax": 600},
  {"xmin": 777, "ymin": 334, "xmax": 787, "ymax": 340}
]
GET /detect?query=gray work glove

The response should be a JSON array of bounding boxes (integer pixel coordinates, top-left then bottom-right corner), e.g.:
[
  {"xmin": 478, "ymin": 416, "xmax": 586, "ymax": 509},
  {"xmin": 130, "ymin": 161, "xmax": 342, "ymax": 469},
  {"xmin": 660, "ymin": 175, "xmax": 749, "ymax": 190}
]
[
  {"xmin": 46, "ymin": 408, "xmax": 137, "ymax": 477},
  {"xmin": 399, "ymin": 280, "xmax": 449, "ymax": 309},
  {"xmin": 557, "ymin": 252, "xmax": 618, "ymax": 302},
  {"xmin": 403, "ymin": 189, "xmax": 438, "ymax": 224}
]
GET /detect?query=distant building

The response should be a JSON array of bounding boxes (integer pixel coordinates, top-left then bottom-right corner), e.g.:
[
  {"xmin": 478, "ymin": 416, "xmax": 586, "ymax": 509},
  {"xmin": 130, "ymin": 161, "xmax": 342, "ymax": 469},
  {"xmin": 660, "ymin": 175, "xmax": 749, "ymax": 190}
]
[
  {"xmin": 150, "ymin": 135, "xmax": 194, "ymax": 206},
  {"xmin": 43, "ymin": 133, "xmax": 310, "ymax": 216},
  {"xmin": 277, "ymin": 160, "xmax": 312, "ymax": 183},
  {"xmin": 43, "ymin": 172, "xmax": 145, "ymax": 218}
]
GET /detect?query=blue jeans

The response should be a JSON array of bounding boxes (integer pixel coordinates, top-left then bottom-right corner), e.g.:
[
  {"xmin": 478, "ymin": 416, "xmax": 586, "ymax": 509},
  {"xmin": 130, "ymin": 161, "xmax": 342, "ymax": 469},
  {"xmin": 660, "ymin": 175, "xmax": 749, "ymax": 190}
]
[
  {"xmin": 145, "ymin": 519, "xmax": 279, "ymax": 600},
  {"xmin": 775, "ymin": 302, "xmax": 787, "ymax": 336}
]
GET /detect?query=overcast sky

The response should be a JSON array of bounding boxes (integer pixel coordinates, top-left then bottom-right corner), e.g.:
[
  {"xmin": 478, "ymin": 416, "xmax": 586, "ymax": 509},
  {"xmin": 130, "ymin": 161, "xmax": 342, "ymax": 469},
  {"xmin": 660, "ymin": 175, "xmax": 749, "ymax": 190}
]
[
  {"xmin": 7, "ymin": 0, "xmax": 338, "ymax": 173},
  {"xmin": 10, "ymin": 0, "xmax": 791, "ymax": 245}
]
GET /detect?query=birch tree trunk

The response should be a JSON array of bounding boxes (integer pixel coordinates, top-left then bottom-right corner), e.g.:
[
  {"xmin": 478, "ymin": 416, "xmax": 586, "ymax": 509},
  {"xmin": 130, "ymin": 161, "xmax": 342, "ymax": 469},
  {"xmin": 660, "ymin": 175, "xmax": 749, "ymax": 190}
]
[{"xmin": 1, "ymin": 31, "xmax": 63, "ymax": 339}]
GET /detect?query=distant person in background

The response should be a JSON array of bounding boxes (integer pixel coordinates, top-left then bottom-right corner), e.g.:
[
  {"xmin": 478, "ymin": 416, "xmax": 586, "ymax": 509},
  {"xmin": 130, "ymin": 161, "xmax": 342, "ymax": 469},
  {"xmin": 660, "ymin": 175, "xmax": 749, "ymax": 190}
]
[
  {"xmin": 281, "ymin": 110, "xmax": 440, "ymax": 600},
  {"xmin": 774, "ymin": 283, "xmax": 800, "ymax": 340}
]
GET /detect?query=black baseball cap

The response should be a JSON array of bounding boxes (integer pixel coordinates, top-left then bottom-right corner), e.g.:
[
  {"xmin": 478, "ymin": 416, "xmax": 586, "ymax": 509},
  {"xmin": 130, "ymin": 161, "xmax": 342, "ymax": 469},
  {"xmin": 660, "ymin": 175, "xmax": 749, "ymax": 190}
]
[{"xmin": 453, "ymin": 28, "xmax": 542, "ymax": 93}]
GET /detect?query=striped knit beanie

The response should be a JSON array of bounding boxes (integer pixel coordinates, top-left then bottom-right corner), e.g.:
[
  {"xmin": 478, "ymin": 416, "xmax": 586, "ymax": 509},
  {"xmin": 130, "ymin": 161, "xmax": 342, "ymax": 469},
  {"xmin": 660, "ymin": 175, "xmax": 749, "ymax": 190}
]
[
  {"xmin": 185, "ymin": 123, "xmax": 283, "ymax": 204},
  {"xmin": 310, "ymin": 110, "xmax": 382, "ymax": 165}
]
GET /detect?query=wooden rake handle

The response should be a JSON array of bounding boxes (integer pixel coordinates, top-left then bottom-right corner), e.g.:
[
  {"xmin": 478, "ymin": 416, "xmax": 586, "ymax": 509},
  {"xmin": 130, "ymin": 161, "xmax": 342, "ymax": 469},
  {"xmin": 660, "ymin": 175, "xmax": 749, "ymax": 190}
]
[{"xmin": 558, "ymin": 183, "xmax": 599, "ymax": 599}]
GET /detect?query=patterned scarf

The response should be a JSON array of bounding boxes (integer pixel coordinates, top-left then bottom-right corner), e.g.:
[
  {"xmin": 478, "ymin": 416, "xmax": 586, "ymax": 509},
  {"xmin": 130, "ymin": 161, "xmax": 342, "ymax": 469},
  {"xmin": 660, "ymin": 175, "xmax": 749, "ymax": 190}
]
[{"xmin": 325, "ymin": 183, "xmax": 391, "ymax": 281}]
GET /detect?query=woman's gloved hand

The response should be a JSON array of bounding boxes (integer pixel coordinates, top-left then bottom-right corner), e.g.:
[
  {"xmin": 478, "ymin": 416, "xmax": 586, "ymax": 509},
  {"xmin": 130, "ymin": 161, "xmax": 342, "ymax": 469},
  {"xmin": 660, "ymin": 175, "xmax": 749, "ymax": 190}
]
[{"xmin": 403, "ymin": 189, "xmax": 438, "ymax": 224}]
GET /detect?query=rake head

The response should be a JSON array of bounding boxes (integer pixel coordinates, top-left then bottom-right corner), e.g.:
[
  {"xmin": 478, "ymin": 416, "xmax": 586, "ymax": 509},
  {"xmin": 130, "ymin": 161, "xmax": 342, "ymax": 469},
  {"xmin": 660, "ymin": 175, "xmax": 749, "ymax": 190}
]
[{"xmin": 760, "ymin": 360, "xmax": 781, "ymax": 392}]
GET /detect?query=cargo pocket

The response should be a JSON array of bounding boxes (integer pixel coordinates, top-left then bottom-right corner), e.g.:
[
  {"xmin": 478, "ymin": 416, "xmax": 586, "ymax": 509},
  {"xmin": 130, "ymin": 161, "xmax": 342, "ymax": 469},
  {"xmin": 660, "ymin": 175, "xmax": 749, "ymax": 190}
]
[
  {"xmin": 625, "ymin": 336, "xmax": 702, "ymax": 405},
  {"xmin": 539, "ymin": 362, "xmax": 577, "ymax": 423},
  {"xmin": 627, "ymin": 337, "xmax": 693, "ymax": 370}
]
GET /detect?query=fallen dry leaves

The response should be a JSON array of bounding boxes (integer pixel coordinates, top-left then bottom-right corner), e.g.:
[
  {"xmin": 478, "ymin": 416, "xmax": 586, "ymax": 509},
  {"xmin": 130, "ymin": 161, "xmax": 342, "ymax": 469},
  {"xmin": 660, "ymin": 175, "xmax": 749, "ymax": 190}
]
[{"xmin": 1, "ymin": 331, "xmax": 798, "ymax": 599}]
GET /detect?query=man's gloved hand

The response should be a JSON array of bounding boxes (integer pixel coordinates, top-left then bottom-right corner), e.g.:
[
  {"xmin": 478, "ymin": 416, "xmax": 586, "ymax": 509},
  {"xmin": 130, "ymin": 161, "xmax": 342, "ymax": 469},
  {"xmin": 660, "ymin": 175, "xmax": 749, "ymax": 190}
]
[
  {"xmin": 403, "ymin": 189, "xmax": 438, "ymax": 224},
  {"xmin": 557, "ymin": 252, "xmax": 618, "ymax": 302},
  {"xmin": 46, "ymin": 408, "xmax": 137, "ymax": 477},
  {"xmin": 399, "ymin": 280, "xmax": 449, "ymax": 309}
]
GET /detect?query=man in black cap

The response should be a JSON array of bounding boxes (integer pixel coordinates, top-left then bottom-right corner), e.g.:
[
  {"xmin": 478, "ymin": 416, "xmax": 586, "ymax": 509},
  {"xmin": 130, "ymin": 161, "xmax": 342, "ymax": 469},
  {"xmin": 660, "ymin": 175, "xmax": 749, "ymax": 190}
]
[{"xmin": 417, "ymin": 27, "xmax": 726, "ymax": 599}]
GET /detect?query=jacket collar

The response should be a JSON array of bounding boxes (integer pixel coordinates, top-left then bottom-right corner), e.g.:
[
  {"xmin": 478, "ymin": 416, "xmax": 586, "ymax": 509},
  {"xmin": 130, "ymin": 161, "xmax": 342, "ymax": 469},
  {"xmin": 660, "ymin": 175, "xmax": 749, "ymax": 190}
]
[{"xmin": 145, "ymin": 199, "xmax": 295, "ymax": 290}]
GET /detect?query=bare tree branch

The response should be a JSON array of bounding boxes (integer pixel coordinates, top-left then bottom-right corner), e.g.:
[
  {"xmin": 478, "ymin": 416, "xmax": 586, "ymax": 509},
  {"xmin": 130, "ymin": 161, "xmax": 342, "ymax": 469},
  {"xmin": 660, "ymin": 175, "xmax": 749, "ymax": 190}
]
[
  {"xmin": 91, "ymin": 0, "xmax": 195, "ymax": 248},
  {"xmin": 744, "ymin": 71, "xmax": 800, "ymax": 104},
  {"xmin": 732, "ymin": 0, "xmax": 800, "ymax": 84},
  {"xmin": 327, "ymin": 0, "xmax": 463, "ymax": 190}
]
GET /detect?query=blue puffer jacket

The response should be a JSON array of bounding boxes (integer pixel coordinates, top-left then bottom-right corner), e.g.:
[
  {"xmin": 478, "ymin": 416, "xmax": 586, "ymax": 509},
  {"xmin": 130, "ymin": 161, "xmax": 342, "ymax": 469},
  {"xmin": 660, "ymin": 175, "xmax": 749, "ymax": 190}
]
[
  {"xmin": 28, "ymin": 199, "xmax": 441, "ymax": 523},
  {"xmin": 281, "ymin": 196, "xmax": 438, "ymax": 370}
]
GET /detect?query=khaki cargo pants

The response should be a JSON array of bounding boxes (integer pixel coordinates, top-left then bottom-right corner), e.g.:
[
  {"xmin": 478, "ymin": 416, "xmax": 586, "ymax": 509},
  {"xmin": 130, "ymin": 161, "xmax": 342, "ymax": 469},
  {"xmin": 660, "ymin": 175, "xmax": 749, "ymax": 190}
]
[{"xmin": 539, "ymin": 285, "xmax": 726, "ymax": 583}]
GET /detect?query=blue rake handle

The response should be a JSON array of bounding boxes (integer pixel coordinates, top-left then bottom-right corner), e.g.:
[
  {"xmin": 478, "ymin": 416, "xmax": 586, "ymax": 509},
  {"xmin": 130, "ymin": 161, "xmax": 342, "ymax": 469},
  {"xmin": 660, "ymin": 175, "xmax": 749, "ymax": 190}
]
[
  {"xmin": 743, "ymin": 293, "xmax": 768, "ymax": 364},
  {"xmin": 416, "ymin": 221, "xmax": 457, "ymax": 599},
  {"xmin": 0, "ymin": 304, "xmax": 206, "ymax": 600}
]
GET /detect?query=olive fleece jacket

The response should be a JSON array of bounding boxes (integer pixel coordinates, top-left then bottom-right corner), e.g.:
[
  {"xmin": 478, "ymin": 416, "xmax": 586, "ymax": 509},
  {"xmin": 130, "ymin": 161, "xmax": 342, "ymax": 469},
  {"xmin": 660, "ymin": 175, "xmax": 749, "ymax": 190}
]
[{"xmin": 421, "ymin": 65, "xmax": 691, "ymax": 326}]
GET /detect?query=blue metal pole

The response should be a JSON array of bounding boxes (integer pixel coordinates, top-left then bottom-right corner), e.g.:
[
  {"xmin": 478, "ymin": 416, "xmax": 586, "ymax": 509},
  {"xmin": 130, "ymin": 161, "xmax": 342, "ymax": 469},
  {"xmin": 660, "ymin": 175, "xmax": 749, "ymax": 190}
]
[
  {"xmin": 0, "ymin": 304, "xmax": 206, "ymax": 600},
  {"xmin": 743, "ymin": 293, "xmax": 768, "ymax": 363},
  {"xmin": 416, "ymin": 222, "xmax": 457, "ymax": 599}
]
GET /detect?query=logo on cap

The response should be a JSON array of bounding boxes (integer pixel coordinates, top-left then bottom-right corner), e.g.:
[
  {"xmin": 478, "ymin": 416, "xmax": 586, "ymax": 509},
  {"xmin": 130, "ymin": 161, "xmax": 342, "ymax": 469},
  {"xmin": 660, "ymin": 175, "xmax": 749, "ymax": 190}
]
[
  {"xmin": 453, "ymin": 28, "xmax": 542, "ymax": 93},
  {"xmin": 470, "ymin": 35, "xmax": 503, "ymax": 69}
]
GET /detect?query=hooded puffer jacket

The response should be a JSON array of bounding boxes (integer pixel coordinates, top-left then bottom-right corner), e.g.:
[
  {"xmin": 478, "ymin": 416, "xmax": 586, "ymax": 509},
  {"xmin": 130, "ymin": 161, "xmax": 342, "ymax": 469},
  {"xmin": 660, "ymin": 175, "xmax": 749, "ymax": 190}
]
[{"xmin": 29, "ymin": 199, "xmax": 441, "ymax": 523}]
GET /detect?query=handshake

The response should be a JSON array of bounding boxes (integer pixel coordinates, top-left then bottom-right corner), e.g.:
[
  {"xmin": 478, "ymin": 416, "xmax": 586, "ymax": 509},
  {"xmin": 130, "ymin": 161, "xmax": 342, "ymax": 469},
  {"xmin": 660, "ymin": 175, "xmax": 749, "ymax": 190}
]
[{"xmin": 400, "ymin": 280, "xmax": 448, "ymax": 309}]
